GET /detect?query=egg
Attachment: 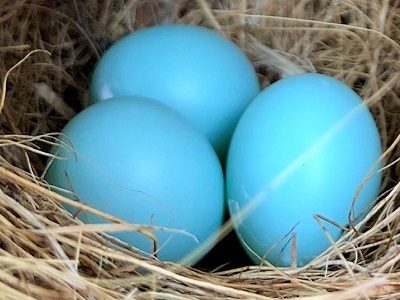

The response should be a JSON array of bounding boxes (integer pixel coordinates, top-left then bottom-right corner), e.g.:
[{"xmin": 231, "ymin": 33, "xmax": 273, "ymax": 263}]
[
  {"xmin": 226, "ymin": 73, "xmax": 382, "ymax": 267},
  {"xmin": 90, "ymin": 24, "xmax": 260, "ymax": 162},
  {"xmin": 45, "ymin": 96, "xmax": 225, "ymax": 265}
]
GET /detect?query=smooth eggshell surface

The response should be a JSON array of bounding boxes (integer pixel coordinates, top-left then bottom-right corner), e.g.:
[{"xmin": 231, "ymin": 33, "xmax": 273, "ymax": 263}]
[
  {"xmin": 226, "ymin": 73, "xmax": 382, "ymax": 267},
  {"xmin": 45, "ymin": 96, "xmax": 225, "ymax": 265},
  {"xmin": 90, "ymin": 24, "xmax": 260, "ymax": 162}
]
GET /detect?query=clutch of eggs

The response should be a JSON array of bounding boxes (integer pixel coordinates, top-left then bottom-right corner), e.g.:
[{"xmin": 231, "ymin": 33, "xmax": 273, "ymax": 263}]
[
  {"xmin": 226, "ymin": 73, "xmax": 382, "ymax": 267},
  {"xmin": 45, "ymin": 96, "xmax": 225, "ymax": 265},
  {"xmin": 45, "ymin": 23, "xmax": 383, "ymax": 268}
]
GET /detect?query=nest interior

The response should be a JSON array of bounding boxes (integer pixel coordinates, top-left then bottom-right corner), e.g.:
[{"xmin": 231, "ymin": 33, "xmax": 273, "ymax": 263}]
[{"xmin": 0, "ymin": 1, "xmax": 399, "ymax": 299}]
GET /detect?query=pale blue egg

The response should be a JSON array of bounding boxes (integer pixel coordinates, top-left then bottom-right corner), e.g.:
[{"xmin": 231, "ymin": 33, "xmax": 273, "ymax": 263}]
[
  {"xmin": 226, "ymin": 73, "xmax": 382, "ymax": 267},
  {"xmin": 45, "ymin": 96, "xmax": 225, "ymax": 265},
  {"xmin": 90, "ymin": 24, "xmax": 260, "ymax": 162}
]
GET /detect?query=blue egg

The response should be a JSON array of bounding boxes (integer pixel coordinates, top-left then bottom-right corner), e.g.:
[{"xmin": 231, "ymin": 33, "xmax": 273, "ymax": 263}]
[
  {"xmin": 45, "ymin": 96, "xmax": 225, "ymax": 265},
  {"xmin": 226, "ymin": 73, "xmax": 382, "ymax": 267},
  {"xmin": 90, "ymin": 24, "xmax": 260, "ymax": 161}
]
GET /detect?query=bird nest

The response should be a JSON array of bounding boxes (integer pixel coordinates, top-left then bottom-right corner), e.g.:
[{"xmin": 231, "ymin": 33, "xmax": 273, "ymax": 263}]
[{"xmin": 0, "ymin": 1, "xmax": 399, "ymax": 299}]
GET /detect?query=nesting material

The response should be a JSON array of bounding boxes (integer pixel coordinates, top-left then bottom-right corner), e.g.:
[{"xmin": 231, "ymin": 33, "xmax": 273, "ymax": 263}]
[{"xmin": 0, "ymin": 1, "xmax": 399, "ymax": 299}]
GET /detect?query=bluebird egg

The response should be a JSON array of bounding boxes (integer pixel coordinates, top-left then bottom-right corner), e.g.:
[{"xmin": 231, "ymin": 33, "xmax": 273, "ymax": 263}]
[
  {"xmin": 45, "ymin": 96, "xmax": 225, "ymax": 265},
  {"xmin": 90, "ymin": 24, "xmax": 260, "ymax": 162},
  {"xmin": 226, "ymin": 73, "xmax": 382, "ymax": 267}
]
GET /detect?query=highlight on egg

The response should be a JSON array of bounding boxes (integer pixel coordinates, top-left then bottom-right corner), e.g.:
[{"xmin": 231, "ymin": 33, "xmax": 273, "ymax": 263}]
[
  {"xmin": 45, "ymin": 96, "xmax": 225, "ymax": 265},
  {"xmin": 226, "ymin": 73, "xmax": 382, "ymax": 267},
  {"xmin": 90, "ymin": 24, "xmax": 260, "ymax": 162}
]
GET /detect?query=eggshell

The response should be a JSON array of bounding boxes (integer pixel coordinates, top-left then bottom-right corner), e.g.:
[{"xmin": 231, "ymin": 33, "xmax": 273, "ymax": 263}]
[
  {"xmin": 90, "ymin": 24, "xmax": 260, "ymax": 161},
  {"xmin": 45, "ymin": 96, "xmax": 225, "ymax": 265},
  {"xmin": 226, "ymin": 73, "xmax": 382, "ymax": 267}
]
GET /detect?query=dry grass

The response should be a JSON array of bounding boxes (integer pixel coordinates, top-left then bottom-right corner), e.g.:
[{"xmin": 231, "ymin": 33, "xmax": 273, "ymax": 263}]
[{"xmin": 0, "ymin": 0, "xmax": 399, "ymax": 299}]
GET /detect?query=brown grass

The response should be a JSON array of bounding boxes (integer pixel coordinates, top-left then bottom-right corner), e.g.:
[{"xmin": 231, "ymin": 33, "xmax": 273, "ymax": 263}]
[{"xmin": 0, "ymin": 0, "xmax": 399, "ymax": 299}]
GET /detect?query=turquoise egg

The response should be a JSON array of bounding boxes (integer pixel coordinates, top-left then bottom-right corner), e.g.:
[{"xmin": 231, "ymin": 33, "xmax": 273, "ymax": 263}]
[
  {"xmin": 45, "ymin": 96, "xmax": 225, "ymax": 265},
  {"xmin": 90, "ymin": 24, "xmax": 260, "ymax": 162},
  {"xmin": 226, "ymin": 73, "xmax": 382, "ymax": 267}
]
